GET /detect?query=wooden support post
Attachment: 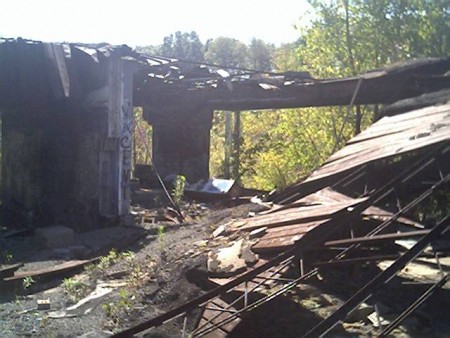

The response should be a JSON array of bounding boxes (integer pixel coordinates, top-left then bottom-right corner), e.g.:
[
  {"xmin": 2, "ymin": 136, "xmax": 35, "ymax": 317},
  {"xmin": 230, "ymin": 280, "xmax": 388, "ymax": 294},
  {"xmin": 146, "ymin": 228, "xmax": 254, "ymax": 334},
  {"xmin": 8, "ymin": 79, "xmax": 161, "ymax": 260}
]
[
  {"xmin": 224, "ymin": 111, "xmax": 232, "ymax": 178},
  {"xmin": 232, "ymin": 111, "xmax": 241, "ymax": 183}
]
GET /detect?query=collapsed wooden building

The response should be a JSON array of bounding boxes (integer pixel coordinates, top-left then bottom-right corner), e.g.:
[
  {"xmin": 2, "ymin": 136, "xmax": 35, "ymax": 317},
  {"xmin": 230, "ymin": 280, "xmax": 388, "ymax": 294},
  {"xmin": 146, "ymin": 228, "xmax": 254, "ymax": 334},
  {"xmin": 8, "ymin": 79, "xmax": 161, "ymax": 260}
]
[
  {"xmin": 0, "ymin": 38, "xmax": 448, "ymax": 231},
  {"xmin": 0, "ymin": 38, "xmax": 449, "ymax": 336},
  {"xmin": 115, "ymin": 89, "xmax": 450, "ymax": 337}
]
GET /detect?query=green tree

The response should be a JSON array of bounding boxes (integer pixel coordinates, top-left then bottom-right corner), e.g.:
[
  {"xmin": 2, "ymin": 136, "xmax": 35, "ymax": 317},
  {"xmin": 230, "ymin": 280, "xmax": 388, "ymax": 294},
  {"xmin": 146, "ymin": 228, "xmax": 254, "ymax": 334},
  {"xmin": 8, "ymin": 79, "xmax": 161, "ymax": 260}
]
[
  {"xmin": 161, "ymin": 31, "xmax": 205, "ymax": 62},
  {"xmin": 133, "ymin": 108, "xmax": 152, "ymax": 166},
  {"xmin": 205, "ymin": 37, "xmax": 250, "ymax": 68},
  {"xmin": 248, "ymin": 38, "xmax": 275, "ymax": 71},
  {"xmin": 239, "ymin": 0, "xmax": 449, "ymax": 190},
  {"xmin": 299, "ymin": 0, "xmax": 449, "ymax": 78}
]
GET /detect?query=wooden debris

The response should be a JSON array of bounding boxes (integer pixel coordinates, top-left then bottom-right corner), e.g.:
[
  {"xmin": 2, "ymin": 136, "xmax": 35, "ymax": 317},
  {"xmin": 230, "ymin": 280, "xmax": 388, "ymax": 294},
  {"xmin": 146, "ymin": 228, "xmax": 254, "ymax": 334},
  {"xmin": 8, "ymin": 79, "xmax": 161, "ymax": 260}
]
[
  {"xmin": 248, "ymin": 227, "xmax": 267, "ymax": 239},
  {"xmin": 48, "ymin": 284, "xmax": 113, "ymax": 318},
  {"xmin": 197, "ymin": 297, "xmax": 241, "ymax": 337},
  {"xmin": 37, "ymin": 299, "xmax": 51, "ymax": 310},
  {"xmin": 4, "ymin": 258, "xmax": 99, "ymax": 282},
  {"xmin": 213, "ymin": 225, "xmax": 227, "ymax": 238},
  {"xmin": 208, "ymin": 240, "xmax": 247, "ymax": 276},
  {"xmin": 0, "ymin": 263, "xmax": 24, "ymax": 279},
  {"xmin": 208, "ymin": 239, "xmax": 259, "ymax": 277}
]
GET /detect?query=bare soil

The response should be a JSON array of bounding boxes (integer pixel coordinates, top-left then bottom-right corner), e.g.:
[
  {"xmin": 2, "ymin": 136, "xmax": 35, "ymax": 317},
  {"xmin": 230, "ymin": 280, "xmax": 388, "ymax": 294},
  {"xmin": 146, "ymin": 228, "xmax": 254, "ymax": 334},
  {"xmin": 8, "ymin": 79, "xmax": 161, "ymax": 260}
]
[
  {"xmin": 1, "ymin": 190, "xmax": 449, "ymax": 337},
  {"xmin": 0, "ymin": 191, "xmax": 262, "ymax": 337}
]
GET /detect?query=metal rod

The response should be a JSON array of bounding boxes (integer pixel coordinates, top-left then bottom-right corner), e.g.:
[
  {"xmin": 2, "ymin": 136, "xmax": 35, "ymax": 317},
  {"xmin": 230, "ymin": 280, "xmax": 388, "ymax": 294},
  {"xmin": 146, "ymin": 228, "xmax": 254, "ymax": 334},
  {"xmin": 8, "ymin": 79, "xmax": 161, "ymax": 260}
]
[
  {"xmin": 205, "ymin": 306, "xmax": 237, "ymax": 314},
  {"xmin": 244, "ymin": 282, "xmax": 248, "ymax": 307},
  {"xmin": 181, "ymin": 315, "xmax": 187, "ymax": 338},
  {"xmin": 303, "ymin": 216, "xmax": 449, "ymax": 338},
  {"xmin": 191, "ymin": 255, "xmax": 295, "ymax": 335},
  {"xmin": 374, "ymin": 303, "xmax": 383, "ymax": 334},
  {"xmin": 194, "ymin": 269, "xmax": 318, "ymax": 337},
  {"xmin": 332, "ymin": 76, "xmax": 363, "ymax": 153},
  {"xmin": 112, "ymin": 250, "xmax": 297, "ymax": 337},
  {"xmin": 380, "ymin": 274, "xmax": 449, "ymax": 336},
  {"xmin": 325, "ymin": 230, "xmax": 430, "ymax": 247},
  {"xmin": 342, "ymin": 171, "xmax": 367, "ymax": 188},
  {"xmin": 333, "ymin": 172, "xmax": 448, "ymax": 262},
  {"xmin": 332, "ymin": 164, "xmax": 368, "ymax": 189},
  {"xmin": 434, "ymin": 252, "xmax": 444, "ymax": 279},
  {"xmin": 252, "ymin": 276, "xmax": 296, "ymax": 283}
]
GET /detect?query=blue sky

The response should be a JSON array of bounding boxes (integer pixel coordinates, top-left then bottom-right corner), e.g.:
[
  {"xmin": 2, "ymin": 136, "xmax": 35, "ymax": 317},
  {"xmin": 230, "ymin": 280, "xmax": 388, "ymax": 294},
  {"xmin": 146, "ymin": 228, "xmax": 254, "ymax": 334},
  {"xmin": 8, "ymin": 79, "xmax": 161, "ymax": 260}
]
[{"xmin": 0, "ymin": 0, "xmax": 310, "ymax": 47}]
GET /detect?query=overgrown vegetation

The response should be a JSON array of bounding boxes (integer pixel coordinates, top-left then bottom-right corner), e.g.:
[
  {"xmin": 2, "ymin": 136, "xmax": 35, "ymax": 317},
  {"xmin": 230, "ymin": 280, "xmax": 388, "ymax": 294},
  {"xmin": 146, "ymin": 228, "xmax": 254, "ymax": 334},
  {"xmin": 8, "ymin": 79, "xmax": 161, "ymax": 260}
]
[
  {"xmin": 102, "ymin": 289, "xmax": 135, "ymax": 328},
  {"xmin": 22, "ymin": 276, "xmax": 35, "ymax": 289},
  {"xmin": 157, "ymin": 225, "xmax": 165, "ymax": 252},
  {"xmin": 172, "ymin": 175, "xmax": 186, "ymax": 205},
  {"xmin": 0, "ymin": 250, "xmax": 13, "ymax": 268},
  {"xmin": 63, "ymin": 277, "xmax": 91, "ymax": 303}
]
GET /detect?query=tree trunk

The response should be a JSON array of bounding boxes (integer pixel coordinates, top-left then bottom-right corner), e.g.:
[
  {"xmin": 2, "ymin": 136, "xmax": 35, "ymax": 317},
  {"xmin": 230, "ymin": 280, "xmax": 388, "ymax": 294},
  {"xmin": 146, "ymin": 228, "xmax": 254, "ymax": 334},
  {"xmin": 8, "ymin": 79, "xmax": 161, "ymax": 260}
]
[{"xmin": 354, "ymin": 105, "xmax": 362, "ymax": 135}]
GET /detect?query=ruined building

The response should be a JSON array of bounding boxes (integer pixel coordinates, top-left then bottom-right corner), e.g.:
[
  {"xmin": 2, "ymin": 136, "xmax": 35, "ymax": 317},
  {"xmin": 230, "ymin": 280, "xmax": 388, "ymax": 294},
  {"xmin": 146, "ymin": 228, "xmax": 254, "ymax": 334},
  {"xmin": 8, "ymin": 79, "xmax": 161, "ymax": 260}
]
[{"xmin": 0, "ymin": 38, "xmax": 448, "ymax": 231}]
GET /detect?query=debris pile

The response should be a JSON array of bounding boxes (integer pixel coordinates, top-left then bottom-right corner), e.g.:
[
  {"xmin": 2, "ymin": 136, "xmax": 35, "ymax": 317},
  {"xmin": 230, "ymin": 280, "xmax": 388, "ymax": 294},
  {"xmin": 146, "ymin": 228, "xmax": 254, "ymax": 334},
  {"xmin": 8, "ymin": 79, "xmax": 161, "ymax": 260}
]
[{"xmin": 113, "ymin": 93, "xmax": 449, "ymax": 337}]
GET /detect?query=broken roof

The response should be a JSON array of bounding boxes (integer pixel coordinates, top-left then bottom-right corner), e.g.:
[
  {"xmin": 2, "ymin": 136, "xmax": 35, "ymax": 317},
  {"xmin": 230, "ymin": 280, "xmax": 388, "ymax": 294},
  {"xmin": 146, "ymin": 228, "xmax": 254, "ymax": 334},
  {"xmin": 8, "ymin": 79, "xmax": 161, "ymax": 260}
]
[
  {"xmin": 0, "ymin": 38, "xmax": 176, "ymax": 109},
  {"xmin": 273, "ymin": 99, "xmax": 450, "ymax": 204},
  {"xmin": 134, "ymin": 56, "xmax": 450, "ymax": 111},
  {"xmin": 1, "ymin": 38, "xmax": 449, "ymax": 114}
]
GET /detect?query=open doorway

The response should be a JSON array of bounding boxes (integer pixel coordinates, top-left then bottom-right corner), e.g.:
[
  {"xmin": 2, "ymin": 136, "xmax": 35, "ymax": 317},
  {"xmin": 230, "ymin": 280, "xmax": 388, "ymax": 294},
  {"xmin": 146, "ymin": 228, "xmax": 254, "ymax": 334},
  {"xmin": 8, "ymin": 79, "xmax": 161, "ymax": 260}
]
[
  {"xmin": 132, "ymin": 107, "xmax": 154, "ymax": 188},
  {"xmin": 210, "ymin": 111, "xmax": 241, "ymax": 182}
]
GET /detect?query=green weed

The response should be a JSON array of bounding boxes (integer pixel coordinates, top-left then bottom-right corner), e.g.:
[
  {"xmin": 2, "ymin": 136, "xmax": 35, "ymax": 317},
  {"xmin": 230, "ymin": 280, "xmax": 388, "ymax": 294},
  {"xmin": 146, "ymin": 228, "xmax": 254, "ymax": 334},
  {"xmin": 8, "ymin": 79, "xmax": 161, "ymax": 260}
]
[
  {"xmin": 63, "ymin": 277, "xmax": 90, "ymax": 303},
  {"xmin": 22, "ymin": 276, "xmax": 35, "ymax": 289},
  {"xmin": 172, "ymin": 175, "xmax": 186, "ymax": 205}
]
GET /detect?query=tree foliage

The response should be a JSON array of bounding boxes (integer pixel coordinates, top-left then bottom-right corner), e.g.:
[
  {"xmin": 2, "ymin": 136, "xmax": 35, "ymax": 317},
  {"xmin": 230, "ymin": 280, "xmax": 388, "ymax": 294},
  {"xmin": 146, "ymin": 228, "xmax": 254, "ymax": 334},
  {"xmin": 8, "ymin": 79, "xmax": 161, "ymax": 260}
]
[
  {"xmin": 238, "ymin": 0, "xmax": 448, "ymax": 190},
  {"xmin": 205, "ymin": 37, "xmax": 250, "ymax": 68},
  {"xmin": 135, "ymin": 1, "xmax": 449, "ymax": 190},
  {"xmin": 133, "ymin": 108, "xmax": 152, "ymax": 166},
  {"xmin": 161, "ymin": 31, "xmax": 205, "ymax": 62}
]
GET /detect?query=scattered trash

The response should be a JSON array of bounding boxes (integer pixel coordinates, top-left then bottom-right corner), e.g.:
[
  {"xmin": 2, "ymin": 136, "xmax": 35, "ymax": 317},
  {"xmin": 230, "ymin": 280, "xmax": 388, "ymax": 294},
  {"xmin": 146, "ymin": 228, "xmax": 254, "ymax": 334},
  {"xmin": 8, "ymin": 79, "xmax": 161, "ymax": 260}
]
[
  {"xmin": 48, "ymin": 284, "xmax": 113, "ymax": 319},
  {"xmin": 212, "ymin": 224, "xmax": 226, "ymax": 238},
  {"xmin": 37, "ymin": 299, "xmax": 51, "ymax": 310},
  {"xmin": 207, "ymin": 239, "xmax": 259, "ymax": 276},
  {"xmin": 345, "ymin": 303, "xmax": 375, "ymax": 322},
  {"xmin": 248, "ymin": 227, "xmax": 267, "ymax": 239}
]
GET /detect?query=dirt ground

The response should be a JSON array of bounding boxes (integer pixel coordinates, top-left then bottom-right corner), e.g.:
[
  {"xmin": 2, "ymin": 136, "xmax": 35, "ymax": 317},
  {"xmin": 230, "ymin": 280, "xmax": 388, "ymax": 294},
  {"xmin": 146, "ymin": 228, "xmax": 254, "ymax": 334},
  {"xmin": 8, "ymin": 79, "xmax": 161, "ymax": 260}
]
[
  {"xmin": 0, "ymin": 190, "xmax": 263, "ymax": 337},
  {"xmin": 1, "ymin": 189, "xmax": 449, "ymax": 337}
]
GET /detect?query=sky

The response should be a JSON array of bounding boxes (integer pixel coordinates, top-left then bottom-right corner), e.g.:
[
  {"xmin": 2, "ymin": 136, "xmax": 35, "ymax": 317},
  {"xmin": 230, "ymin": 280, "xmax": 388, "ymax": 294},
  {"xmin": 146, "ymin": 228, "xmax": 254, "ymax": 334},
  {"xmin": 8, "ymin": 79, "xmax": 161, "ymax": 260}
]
[{"xmin": 0, "ymin": 0, "xmax": 310, "ymax": 47}]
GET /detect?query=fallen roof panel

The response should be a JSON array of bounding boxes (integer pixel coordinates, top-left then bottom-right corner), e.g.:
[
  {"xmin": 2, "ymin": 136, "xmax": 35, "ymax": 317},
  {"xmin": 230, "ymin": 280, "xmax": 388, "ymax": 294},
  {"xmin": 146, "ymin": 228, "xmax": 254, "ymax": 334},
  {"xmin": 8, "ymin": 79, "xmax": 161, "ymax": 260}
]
[
  {"xmin": 274, "ymin": 102, "xmax": 450, "ymax": 204},
  {"xmin": 234, "ymin": 198, "xmax": 367, "ymax": 232},
  {"xmin": 308, "ymin": 104, "xmax": 450, "ymax": 181}
]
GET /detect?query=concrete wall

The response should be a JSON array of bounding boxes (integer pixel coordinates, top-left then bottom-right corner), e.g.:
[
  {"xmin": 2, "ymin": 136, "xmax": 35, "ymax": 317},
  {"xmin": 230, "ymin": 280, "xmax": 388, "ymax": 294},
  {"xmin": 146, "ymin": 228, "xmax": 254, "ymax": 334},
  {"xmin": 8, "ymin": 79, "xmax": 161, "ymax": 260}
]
[
  {"xmin": 1, "ymin": 50, "xmax": 135, "ymax": 230},
  {"xmin": 1, "ymin": 101, "xmax": 103, "ymax": 230}
]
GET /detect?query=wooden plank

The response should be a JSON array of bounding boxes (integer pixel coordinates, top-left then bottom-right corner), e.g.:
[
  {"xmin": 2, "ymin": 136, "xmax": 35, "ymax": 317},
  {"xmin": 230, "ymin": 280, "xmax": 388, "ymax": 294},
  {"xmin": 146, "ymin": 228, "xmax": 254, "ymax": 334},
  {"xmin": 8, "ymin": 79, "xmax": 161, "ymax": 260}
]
[
  {"xmin": 237, "ymin": 199, "xmax": 366, "ymax": 231},
  {"xmin": 0, "ymin": 263, "xmax": 24, "ymax": 279},
  {"xmin": 252, "ymin": 236, "xmax": 303, "ymax": 252},
  {"xmin": 261, "ymin": 219, "xmax": 329, "ymax": 240},
  {"xmin": 4, "ymin": 258, "xmax": 99, "ymax": 282},
  {"xmin": 275, "ymin": 106, "xmax": 450, "ymax": 204},
  {"xmin": 348, "ymin": 104, "xmax": 449, "ymax": 144},
  {"xmin": 294, "ymin": 188, "xmax": 423, "ymax": 228},
  {"xmin": 324, "ymin": 230, "xmax": 430, "ymax": 247},
  {"xmin": 199, "ymin": 298, "xmax": 241, "ymax": 334},
  {"xmin": 304, "ymin": 105, "xmax": 450, "ymax": 182}
]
